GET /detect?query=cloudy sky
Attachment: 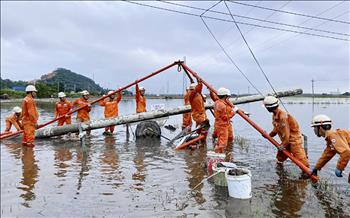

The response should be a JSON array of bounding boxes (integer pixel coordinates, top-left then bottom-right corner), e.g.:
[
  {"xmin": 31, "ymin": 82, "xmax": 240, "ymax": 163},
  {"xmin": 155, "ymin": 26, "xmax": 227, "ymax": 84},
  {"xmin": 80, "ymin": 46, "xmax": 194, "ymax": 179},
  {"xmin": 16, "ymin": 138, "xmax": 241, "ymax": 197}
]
[{"xmin": 1, "ymin": 1, "xmax": 349, "ymax": 94}]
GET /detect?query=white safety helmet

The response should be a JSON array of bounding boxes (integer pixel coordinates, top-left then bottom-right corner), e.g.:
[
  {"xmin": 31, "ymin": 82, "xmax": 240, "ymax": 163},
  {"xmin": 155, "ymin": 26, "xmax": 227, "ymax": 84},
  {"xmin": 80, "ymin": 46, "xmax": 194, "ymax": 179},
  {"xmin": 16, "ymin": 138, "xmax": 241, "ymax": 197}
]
[
  {"xmin": 107, "ymin": 91, "xmax": 115, "ymax": 95},
  {"xmin": 202, "ymin": 94, "xmax": 207, "ymax": 99},
  {"xmin": 13, "ymin": 106, "xmax": 22, "ymax": 113},
  {"xmin": 263, "ymin": 96, "xmax": 279, "ymax": 108},
  {"xmin": 139, "ymin": 87, "xmax": 145, "ymax": 91},
  {"xmin": 25, "ymin": 85, "xmax": 37, "ymax": 92},
  {"xmin": 80, "ymin": 90, "xmax": 89, "ymax": 96},
  {"xmin": 311, "ymin": 114, "xmax": 332, "ymax": 127},
  {"xmin": 58, "ymin": 92, "xmax": 66, "ymax": 98},
  {"xmin": 217, "ymin": 87, "xmax": 231, "ymax": 96},
  {"xmin": 189, "ymin": 83, "xmax": 197, "ymax": 90}
]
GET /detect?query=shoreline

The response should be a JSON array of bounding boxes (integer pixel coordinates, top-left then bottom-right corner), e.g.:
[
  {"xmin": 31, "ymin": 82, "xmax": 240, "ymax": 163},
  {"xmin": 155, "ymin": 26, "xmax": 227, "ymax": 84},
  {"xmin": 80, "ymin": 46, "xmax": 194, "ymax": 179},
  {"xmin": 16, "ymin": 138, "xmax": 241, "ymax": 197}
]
[{"xmin": 1, "ymin": 95, "xmax": 349, "ymax": 104}]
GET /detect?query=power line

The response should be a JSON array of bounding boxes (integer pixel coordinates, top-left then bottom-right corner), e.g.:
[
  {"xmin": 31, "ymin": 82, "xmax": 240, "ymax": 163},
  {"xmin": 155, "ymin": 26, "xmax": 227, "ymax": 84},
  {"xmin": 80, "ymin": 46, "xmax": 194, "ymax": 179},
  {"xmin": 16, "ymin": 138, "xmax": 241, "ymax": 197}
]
[
  {"xmin": 124, "ymin": 1, "xmax": 349, "ymax": 42},
  {"xmin": 253, "ymin": 1, "xmax": 348, "ymax": 52},
  {"xmin": 229, "ymin": 0, "xmax": 350, "ymax": 25},
  {"xmin": 259, "ymin": 10, "xmax": 349, "ymax": 52},
  {"xmin": 222, "ymin": 1, "xmax": 291, "ymax": 59},
  {"xmin": 223, "ymin": 1, "xmax": 288, "ymax": 111},
  {"xmin": 160, "ymin": 1, "xmax": 349, "ymax": 37},
  {"xmin": 200, "ymin": 0, "xmax": 222, "ymax": 16},
  {"xmin": 200, "ymin": 16, "xmax": 264, "ymax": 96}
]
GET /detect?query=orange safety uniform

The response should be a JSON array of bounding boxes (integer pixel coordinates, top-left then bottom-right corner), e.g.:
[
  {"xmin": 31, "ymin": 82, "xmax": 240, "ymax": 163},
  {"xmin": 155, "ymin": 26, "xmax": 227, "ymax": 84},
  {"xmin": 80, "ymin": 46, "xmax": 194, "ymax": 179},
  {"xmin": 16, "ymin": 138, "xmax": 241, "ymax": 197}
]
[
  {"xmin": 210, "ymin": 92, "xmax": 234, "ymax": 143},
  {"xmin": 135, "ymin": 84, "xmax": 146, "ymax": 113},
  {"xmin": 99, "ymin": 93, "xmax": 122, "ymax": 133},
  {"xmin": 72, "ymin": 97, "xmax": 91, "ymax": 122},
  {"xmin": 188, "ymin": 82, "xmax": 207, "ymax": 126},
  {"xmin": 315, "ymin": 129, "xmax": 350, "ymax": 171},
  {"xmin": 21, "ymin": 95, "xmax": 39, "ymax": 146},
  {"xmin": 210, "ymin": 92, "xmax": 234, "ymax": 153},
  {"xmin": 269, "ymin": 108, "xmax": 309, "ymax": 167},
  {"xmin": 182, "ymin": 90, "xmax": 192, "ymax": 130},
  {"xmin": 55, "ymin": 99, "xmax": 72, "ymax": 126},
  {"xmin": 5, "ymin": 113, "xmax": 22, "ymax": 132}
]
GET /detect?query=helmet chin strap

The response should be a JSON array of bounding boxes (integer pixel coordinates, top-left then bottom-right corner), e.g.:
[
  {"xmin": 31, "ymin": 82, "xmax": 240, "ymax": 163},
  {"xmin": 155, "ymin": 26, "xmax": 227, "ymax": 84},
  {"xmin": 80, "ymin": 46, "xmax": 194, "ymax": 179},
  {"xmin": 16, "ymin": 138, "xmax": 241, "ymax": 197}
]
[{"xmin": 316, "ymin": 126, "xmax": 321, "ymax": 137}]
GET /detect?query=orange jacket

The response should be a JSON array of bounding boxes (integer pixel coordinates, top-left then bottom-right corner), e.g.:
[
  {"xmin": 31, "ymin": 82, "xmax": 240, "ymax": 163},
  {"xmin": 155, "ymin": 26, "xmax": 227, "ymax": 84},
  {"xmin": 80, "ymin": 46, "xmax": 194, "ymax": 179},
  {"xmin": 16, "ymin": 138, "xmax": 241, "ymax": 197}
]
[
  {"xmin": 72, "ymin": 97, "xmax": 91, "ymax": 121},
  {"xmin": 5, "ymin": 113, "xmax": 22, "ymax": 131},
  {"xmin": 213, "ymin": 99, "xmax": 234, "ymax": 126},
  {"xmin": 55, "ymin": 99, "xmax": 72, "ymax": 118},
  {"xmin": 189, "ymin": 82, "xmax": 206, "ymax": 123},
  {"xmin": 21, "ymin": 95, "xmax": 39, "ymax": 125},
  {"xmin": 99, "ymin": 93, "xmax": 122, "ymax": 118},
  {"xmin": 315, "ymin": 129, "xmax": 350, "ymax": 171},
  {"xmin": 269, "ymin": 108, "xmax": 302, "ymax": 146},
  {"xmin": 182, "ymin": 90, "xmax": 192, "ymax": 127},
  {"xmin": 135, "ymin": 84, "xmax": 146, "ymax": 113}
]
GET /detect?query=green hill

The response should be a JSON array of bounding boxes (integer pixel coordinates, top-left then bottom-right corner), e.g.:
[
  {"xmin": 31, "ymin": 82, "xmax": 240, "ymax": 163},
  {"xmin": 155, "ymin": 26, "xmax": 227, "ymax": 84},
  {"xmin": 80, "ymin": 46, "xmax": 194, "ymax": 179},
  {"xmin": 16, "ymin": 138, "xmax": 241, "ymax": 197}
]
[
  {"xmin": 0, "ymin": 68, "xmax": 109, "ymax": 98},
  {"xmin": 40, "ymin": 68, "xmax": 104, "ymax": 93}
]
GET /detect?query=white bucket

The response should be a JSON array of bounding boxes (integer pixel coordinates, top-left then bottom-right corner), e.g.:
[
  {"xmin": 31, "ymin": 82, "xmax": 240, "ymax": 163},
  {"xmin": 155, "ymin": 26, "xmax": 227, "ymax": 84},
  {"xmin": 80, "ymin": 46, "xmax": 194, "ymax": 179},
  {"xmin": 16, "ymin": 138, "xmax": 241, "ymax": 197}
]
[
  {"xmin": 212, "ymin": 162, "xmax": 237, "ymax": 186},
  {"xmin": 206, "ymin": 151, "xmax": 225, "ymax": 172},
  {"xmin": 225, "ymin": 168, "xmax": 252, "ymax": 199}
]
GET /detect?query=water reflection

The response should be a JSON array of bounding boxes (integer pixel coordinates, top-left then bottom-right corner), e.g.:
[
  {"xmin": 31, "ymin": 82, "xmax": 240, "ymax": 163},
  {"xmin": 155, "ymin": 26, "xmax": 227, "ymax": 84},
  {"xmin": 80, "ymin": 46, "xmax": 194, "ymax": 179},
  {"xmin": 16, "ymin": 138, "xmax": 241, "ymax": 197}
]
[
  {"xmin": 4, "ymin": 143, "xmax": 22, "ymax": 160},
  {"xmin": 314, "ymin": 184, "xmax": 349, "ymax": 218},
  {"xmin": 100, "ymin": 136, "xmax": 123, "ymax": 189},
  {"xmin": 184, "ymin": 147, "xmax": 207, "ymax": 205},
  {"xmin": 271, "ymin": 166, "xmax": 307, "ymax": 217},
  {"xmin": 18, "ymin": 147, "xmax": 39, "ymax": 207},
  {"xmin": 76, "ymin": 142, "xmax": 91, "ymax": 194},
  {"xmin": 54, "ymin": 145, "xmax": 72, "ymax": 178}
]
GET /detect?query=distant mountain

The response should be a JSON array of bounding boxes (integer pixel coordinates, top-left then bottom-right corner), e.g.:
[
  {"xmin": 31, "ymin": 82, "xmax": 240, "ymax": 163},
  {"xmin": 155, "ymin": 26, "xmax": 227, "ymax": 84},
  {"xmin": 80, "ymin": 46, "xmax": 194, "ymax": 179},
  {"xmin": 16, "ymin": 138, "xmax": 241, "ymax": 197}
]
[{"xmin": 39, "ymin": 68, "xmax": 104, "ymax": 93}]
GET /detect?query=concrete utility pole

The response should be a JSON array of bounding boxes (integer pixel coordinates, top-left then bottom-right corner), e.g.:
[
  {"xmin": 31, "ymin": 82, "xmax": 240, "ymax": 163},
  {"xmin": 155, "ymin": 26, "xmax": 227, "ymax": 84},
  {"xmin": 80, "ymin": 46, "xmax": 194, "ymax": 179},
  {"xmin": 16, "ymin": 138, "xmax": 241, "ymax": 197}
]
[{"xmin": 35, "ymin": 89, "xmax": 302, "ymax": 138}]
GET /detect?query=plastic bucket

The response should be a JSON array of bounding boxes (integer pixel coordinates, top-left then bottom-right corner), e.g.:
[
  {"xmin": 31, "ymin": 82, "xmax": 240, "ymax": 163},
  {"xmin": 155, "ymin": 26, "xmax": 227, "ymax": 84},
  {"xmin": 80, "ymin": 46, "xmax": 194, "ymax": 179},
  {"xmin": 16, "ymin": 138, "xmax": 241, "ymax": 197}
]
[
  {"xmin": 212, "ymin": 162, "xmax": 237, "ymax": 186},
  {"xmin": 225, "ymin": 168, "xmax": 252, "ymax": 199},
  {"xmin": 206, "ymin": 151, "xmax": 225, "ymax": 172}
]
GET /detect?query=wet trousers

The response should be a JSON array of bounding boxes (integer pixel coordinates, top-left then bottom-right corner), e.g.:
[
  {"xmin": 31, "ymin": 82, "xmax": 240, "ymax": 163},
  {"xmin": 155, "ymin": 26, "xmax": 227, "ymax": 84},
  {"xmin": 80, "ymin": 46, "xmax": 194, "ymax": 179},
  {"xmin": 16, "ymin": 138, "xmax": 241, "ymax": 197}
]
[{"xmin": 276, "ymin": 142, "xmax": 309, "ymax": 168}]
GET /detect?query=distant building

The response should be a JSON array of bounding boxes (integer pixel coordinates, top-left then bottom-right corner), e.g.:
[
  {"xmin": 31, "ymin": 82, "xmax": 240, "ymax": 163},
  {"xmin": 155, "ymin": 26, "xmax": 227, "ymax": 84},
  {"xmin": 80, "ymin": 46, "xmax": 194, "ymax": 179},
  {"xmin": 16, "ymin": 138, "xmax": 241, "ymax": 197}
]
[{"xmin": 12, "ymin": 86, "xmax": 25, "ymax": 91}]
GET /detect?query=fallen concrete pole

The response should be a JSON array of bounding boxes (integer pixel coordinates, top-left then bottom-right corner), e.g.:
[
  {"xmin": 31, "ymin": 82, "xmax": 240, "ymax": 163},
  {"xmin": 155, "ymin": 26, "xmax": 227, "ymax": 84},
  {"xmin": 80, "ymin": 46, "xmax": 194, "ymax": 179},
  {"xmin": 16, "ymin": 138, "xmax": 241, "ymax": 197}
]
[{"xmin": 35, "ymin": 89, "xmax": 302, "ymax": 138}]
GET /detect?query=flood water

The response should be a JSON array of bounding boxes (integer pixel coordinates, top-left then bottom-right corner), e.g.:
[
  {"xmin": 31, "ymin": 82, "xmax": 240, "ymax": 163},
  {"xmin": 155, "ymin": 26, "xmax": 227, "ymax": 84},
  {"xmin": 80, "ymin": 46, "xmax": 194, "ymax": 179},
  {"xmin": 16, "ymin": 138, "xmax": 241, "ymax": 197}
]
[{"xmin": 1, "ymin": 97, "xmax": 349, "ymax": 217}]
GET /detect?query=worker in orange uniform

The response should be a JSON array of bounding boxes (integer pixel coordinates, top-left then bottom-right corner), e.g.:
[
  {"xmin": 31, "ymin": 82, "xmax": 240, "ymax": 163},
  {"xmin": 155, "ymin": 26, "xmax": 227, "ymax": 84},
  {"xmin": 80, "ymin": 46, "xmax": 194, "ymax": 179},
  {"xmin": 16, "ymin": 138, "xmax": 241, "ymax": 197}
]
[
  {"xmin": 182, "ymin": 87, "xmax": 192, "ymax": 131},
  {"xmin": 210, "ymin": 88, "xmax": 235, "ymax": 160},
  {"xmin": 72, "ymin": 90, "xmax": 92, "ymax": 136},
  {"xmin": 55, "ymin": 92, "xmax": 72, "ymax": 126},
  {"xmin": 4, "ymin": 106, "xmax": 23, "ymax": 133},
  {"xmin": 99, "ymin": 90, "xmax": 122, "ymax": 135},
  {"xmin": 263, "ymin": 96, "xmax": 309, "ymax": 168},
  {"xmin": 188, "ymin": 80, "xmax": 209, "ymax": 141},
  {"xmin": 310, "ymin": 114, "xmax": 350, "ymax": 183},
  {"xmin": 135, "ymin": 83, "xmax": 146, "ymax": 113},
  {"xmin": 21, "ymin": 85, "xmax": 39, "ymax": 147}
]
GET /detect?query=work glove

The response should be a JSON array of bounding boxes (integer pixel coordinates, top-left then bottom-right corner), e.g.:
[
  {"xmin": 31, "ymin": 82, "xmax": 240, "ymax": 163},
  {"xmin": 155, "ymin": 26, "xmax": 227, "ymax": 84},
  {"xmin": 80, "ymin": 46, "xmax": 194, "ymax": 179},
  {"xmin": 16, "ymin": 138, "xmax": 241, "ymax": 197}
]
[
  {"xmin": 311, "ymin": 168, "xmax": 318, "ymax": 176},
  {"xmin": 335, "ymin": 168, "xmax": 343, "ymax": 177}
]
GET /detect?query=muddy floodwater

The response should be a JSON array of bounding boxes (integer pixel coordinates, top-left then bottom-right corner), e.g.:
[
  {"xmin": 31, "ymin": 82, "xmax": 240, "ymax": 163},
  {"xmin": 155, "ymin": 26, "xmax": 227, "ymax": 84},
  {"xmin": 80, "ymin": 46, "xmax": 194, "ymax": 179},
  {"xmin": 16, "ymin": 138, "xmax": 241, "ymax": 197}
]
[{"xmin": 1, "ymin": 97, "xmax": 349, "ymax": 217}]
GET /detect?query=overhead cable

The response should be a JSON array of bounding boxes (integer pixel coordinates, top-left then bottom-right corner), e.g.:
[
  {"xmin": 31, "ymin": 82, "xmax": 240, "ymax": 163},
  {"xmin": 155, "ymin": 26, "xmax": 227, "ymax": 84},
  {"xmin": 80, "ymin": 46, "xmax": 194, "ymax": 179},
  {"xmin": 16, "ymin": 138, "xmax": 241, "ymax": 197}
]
[
  {"xmin": 200, "ymin": 16, "xmax": 264, "ymax": 96},
  {"xmin": 124, "ymin": 1, "xmax": 349, "ymax": 42},
  {"xmin": 160, "ymin": 1, "xmax": 349, "ymax": 37},
  {"xmin": 223, "ymin": 1, "xmax": 288, "ymax": 111},
  {"xmin": 229, "ymin": 1, "xmax": 350, "ymax": 25}
]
